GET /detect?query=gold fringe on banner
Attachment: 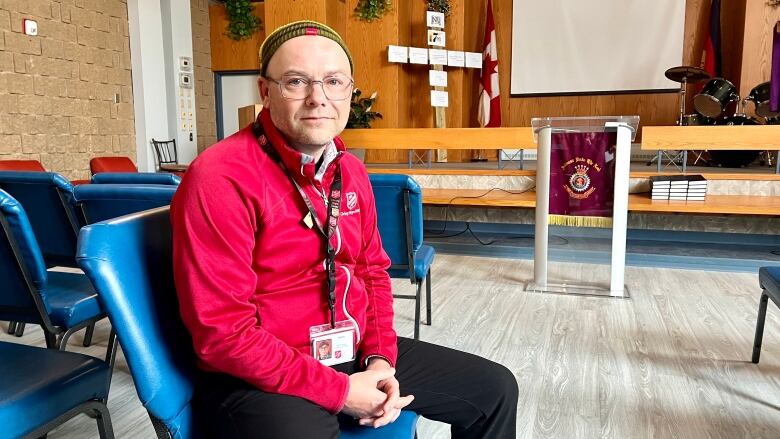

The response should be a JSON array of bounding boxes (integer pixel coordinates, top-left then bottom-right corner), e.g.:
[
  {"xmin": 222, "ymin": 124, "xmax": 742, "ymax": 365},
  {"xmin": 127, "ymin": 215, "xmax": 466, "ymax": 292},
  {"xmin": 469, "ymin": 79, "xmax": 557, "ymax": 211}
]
[{"xmin": 548, "ymin": 214, "xmax": 613, "ymax": 228}]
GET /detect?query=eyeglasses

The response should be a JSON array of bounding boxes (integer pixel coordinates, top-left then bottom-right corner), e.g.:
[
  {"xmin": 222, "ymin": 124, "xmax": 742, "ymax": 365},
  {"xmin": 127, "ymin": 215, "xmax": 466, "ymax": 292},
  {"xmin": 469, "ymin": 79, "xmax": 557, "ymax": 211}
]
[{"xmin": 266, "ymin": 74, "xmax": 354, "ymax": 101}]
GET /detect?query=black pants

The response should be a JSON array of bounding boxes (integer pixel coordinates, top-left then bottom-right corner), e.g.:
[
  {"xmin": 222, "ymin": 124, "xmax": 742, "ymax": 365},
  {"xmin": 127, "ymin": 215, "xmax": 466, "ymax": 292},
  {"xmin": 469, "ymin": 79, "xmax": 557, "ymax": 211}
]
[{"xmin": 193, "ymin": 337, "xmax": 518, "ymax": 438}]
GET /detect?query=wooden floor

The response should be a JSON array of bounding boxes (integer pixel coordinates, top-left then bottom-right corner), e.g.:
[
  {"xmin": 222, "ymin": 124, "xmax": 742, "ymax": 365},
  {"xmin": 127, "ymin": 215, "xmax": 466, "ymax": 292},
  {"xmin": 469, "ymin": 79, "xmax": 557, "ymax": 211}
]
[{"xmin": 5, "ymin": 255, "xmax": 780, "ymax": 438}]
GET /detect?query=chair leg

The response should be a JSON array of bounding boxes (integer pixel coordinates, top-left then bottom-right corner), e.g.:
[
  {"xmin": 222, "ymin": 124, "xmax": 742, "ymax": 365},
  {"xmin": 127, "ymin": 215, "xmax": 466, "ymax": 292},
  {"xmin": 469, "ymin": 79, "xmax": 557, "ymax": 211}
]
[
  {"xmin": 7, "ymin": 321, "xmax": 16, "ymax": 334},
  {"xmin": 14, "ymin": 322, "xmax": 25, "ymax": 337},
  {"xmin": 102, "ymin": 328, "xmax": 118, "ymax": 404},
  {"xmin": 95, "ymin": 405, "xmax": 115, "ymax": 439},
  {"xmin": 414, "ymin": 280, "xmax": 422, "ymax": 340},
  {"xmin": 753, "ymin": 291, "xmax": 770, "ymax": 364},
  {"xmin": 83, "ymin": 323, "xmax": 96, "ymax": 347},
  {"xmin": 43, "ymin": 329, "xmax": 57, "ymax": 349},
  {"xmin": 425, "ymin": 270, "xmax": 432, "ymax": 326}
]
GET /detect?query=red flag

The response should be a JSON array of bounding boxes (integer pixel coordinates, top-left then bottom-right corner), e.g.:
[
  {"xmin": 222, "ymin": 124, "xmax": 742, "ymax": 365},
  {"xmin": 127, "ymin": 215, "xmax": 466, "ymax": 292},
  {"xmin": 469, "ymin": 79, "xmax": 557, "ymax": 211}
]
[
  {"xmin": 478, "ymin": 0, "xmax": 500, "ymax": 128},
  {"xmin": 701, "ymin": 0, "xmax": 721, "ymax": 78}
]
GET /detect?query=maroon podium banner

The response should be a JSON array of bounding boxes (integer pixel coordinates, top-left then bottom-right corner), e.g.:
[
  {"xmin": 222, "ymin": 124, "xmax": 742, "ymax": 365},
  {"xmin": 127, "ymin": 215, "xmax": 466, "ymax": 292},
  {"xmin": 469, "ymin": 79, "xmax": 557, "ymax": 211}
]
[{"xmin": 548, "ymin": 131, "xmax": 616, "ymax": 227}]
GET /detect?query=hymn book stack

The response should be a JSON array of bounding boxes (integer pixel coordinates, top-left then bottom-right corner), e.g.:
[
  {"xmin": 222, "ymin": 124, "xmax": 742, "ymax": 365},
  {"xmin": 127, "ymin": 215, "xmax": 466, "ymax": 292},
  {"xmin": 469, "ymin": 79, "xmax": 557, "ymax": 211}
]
[{"xmin": 650, "ymin": 175, "xmax": 707, "ymax": 201}]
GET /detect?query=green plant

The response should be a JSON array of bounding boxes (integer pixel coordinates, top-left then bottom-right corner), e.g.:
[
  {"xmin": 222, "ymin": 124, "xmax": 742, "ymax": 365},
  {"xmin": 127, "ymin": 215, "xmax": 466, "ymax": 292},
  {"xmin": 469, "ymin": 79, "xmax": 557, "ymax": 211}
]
[
  {"xmin": 219, "ymin": 0, "xmax": 262, "ymax": 40},
  {"xmin": 427, "ymin": 0, "xmax": 451, "ymax": 16},
  {"xmin": 347, "ymin": 89, "xmax": 383, "ymax": 128},
  {"xmin": 354, "ymin": 0, "xmax": 393, "ymax": 22}
]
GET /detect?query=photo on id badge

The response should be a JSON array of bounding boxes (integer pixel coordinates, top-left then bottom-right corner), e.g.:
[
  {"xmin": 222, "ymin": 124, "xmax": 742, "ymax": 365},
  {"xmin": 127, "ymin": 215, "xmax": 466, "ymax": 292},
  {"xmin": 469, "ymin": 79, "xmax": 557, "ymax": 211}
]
[
  {"xmin": 316, "ymin": 339, "xmax": 332, "ymax": 360},
  {"xmin": 310, "ymin": 321, "xmax": 355, "ymax": 366}
]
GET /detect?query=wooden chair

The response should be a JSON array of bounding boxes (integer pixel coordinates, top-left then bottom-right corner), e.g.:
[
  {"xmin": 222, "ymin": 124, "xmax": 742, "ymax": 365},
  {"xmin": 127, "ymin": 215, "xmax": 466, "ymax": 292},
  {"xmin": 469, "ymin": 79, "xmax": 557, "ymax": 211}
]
[{"xmin": 151, "ymin": 139, "xmax": 188, "ymax": 175}]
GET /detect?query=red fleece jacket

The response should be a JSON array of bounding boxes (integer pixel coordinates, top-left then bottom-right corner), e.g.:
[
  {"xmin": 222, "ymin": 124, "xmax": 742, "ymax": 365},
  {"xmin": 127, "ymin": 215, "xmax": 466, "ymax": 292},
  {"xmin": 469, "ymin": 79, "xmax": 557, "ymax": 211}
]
[{"xmin": 171, "ymin": 110, "xmax": 397, "ymax": 413}]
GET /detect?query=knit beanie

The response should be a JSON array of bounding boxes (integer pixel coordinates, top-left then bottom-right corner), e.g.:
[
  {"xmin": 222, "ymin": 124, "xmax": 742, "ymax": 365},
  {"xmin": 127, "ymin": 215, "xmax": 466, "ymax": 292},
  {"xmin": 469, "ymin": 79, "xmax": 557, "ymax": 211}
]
[{"xmin": 259, "ymin": 20, "xmax": 353, "ymax": 77}]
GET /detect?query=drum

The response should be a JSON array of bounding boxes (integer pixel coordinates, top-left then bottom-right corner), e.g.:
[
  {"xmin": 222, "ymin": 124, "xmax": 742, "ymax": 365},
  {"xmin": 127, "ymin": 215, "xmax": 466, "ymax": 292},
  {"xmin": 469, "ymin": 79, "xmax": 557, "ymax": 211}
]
[
  {"xmin": 694, "ymin": 78, "xmax": 738, "ymax": 118},
  {"xmin": 708, "ymin": 116, "xmax": 760, "ymax": 168},
  {"xmin": 747, "ymin": 82, "xmax": 780, "ymax": 119}
]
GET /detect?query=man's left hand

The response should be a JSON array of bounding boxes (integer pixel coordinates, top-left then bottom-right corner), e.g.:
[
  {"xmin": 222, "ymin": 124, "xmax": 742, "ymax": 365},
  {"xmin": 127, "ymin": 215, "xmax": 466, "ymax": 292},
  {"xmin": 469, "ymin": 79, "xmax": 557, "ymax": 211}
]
[{"xmin": 359, "ymin": 358, "xmax": 415, "ymax": 428}]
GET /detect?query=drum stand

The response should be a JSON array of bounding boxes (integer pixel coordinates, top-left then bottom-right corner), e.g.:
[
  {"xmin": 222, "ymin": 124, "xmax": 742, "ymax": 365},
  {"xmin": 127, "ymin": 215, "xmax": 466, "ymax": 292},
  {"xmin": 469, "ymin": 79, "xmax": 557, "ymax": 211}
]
[{"xmin": 649, "ymin": 78, "xmax": 688, "ymax": 172}]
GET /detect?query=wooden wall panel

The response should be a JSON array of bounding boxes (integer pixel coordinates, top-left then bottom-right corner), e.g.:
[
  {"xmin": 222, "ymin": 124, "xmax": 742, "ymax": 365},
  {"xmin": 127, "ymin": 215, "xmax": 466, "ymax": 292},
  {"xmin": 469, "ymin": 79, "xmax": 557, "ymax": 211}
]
[
  {"xmin": 209, "ymin": 3, "xmax": 265, "ymax": 72},
  {"xmin": 264, "ymin": 0, "xmax": 327, "ymax": 32},
  {"xmin": 344, "ymin": 0, "xmax": 406, "ymax": 163},
  {"xmin": 204, "ymin": 0, "xmax": 776, "ymax": 164}
]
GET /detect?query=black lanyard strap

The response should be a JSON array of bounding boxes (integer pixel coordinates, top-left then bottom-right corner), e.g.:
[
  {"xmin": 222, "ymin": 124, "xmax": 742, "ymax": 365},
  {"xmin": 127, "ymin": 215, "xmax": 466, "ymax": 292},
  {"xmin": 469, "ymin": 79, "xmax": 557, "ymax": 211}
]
[{"xmin": 253, "ymin": 122, "xmax": 341, "ymax": 328}]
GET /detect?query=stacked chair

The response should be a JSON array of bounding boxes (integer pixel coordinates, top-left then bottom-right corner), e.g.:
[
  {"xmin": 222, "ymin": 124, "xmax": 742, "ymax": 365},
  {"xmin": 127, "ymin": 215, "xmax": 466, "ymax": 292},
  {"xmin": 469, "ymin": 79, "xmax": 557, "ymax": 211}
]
[
  {"xmin": 77, "ymin": 207, "xmax": 419, "ymax": 438},
  {"xmin": 369, "ymin": 174, "xmax": 435, "ymax": 340}
]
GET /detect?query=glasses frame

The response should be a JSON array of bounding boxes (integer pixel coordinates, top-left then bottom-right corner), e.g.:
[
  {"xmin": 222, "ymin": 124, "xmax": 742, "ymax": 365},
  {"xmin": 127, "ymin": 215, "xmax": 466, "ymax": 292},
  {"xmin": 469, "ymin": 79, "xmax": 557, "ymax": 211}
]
[{"xmin": 265, "ymin": 75, "xmax": 355, "ymax": 101}]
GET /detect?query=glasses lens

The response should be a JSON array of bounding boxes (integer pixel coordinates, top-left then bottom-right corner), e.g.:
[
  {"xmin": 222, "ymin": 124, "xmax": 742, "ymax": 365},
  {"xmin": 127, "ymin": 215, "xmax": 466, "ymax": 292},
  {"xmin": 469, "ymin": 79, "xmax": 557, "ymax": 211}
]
[
  {"xmin": 279, "ymin": 75, "xmax": 353, "ymax": 100},
  {"xmin": 322, "ymin": 76, "xmax": 352, "ymax": 100}
]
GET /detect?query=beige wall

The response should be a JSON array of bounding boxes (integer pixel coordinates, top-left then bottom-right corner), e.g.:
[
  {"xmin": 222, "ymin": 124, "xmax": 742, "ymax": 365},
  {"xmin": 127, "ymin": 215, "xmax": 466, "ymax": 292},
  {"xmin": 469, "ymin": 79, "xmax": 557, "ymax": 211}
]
[
  {"xmin": 191, "ymin": 0, "xmax": 216, "ymax": 153},
  {"xmin": 0, "ymin": 0, "xmax": 135, "ymax": 180}
]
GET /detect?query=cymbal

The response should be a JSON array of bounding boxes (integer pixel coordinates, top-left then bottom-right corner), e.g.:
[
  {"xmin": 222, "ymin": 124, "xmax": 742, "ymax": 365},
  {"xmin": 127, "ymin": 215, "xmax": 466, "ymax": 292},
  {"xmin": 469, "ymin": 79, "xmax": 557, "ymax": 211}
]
[{"xmin": 665, "ymin": 66, "xmax": 711, "ymax": 83}]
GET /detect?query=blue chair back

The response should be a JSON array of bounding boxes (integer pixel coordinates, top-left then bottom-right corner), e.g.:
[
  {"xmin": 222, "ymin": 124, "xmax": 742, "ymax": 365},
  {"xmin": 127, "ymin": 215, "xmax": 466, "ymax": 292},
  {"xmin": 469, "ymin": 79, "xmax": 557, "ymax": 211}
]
[
  {"xmin": 0, "ymin": 189, "xmax": 53, "ymax": 324},
  {"xmin": 73, "ymin": 184, "xmax": 177, "ymax": 225},
  {"xmin": 368, "ymin": 174, "xmax": 424, "ymax": 279},
  {"xmin": 77, "ymin": 207, "xmax": 197, "ymax": 438},
  {"xmin": 0, "ymin": 171, "xmax": 80, "ymax": 267},
  {"xmin": 91, "ymin": 172, "xmax": 181, "ymax": 185}
]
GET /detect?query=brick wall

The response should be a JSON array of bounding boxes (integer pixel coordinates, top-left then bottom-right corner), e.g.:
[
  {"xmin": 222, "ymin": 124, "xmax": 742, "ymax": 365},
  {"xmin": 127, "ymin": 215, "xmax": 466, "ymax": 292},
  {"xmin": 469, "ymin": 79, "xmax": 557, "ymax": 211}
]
[
  {"xmin": 0, "ymin": 0, "xmax": 135, "ymax": 180},
  {"xmin": 190, "ymin": 0, "xmax": 216, "ymax": 153}
]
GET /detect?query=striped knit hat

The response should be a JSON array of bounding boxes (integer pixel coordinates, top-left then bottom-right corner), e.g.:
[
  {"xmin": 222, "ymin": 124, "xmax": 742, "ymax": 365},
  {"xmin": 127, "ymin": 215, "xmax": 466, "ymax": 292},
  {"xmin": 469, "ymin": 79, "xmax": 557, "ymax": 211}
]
[{"xmin": 259, "ymin": 20, "xmax": 353, "ymax": 77}]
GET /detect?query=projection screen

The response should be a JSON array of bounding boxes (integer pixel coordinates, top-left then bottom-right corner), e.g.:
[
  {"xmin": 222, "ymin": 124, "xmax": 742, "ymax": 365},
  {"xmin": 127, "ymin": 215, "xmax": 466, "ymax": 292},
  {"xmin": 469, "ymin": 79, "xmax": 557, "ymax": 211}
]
[{"xmin": 510, "ymin": 0, "xmax": 686, "ymax": 96}]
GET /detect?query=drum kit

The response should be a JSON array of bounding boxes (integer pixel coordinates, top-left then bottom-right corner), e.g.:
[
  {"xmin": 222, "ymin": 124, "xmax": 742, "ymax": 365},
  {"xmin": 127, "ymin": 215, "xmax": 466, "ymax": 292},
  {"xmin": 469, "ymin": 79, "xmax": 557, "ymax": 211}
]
[{"xmin": 664, "ymin": 65, "xmax": 780, "ymax": 168}]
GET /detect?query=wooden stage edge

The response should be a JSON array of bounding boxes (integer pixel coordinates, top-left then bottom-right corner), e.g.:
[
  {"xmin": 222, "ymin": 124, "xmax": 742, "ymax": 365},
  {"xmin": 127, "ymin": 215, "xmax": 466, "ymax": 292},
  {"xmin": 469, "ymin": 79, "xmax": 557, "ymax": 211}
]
[
  {"xmin": 341, "ymin": 125, "xmax": 780, "ymax": 151},
  {"xmin": 366, "ymin": 167, "xmax": 780, "ymax": 181},
  {"xmin": 422, "ymin": 189, "xmax": 780, "ymax": 217}
]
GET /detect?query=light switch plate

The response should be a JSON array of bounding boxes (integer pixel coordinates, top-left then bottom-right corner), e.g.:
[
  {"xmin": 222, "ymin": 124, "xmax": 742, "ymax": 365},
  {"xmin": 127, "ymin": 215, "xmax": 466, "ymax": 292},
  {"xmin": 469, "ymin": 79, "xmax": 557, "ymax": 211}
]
[{"xmin": 22, "ymin": 19, "xmax": 37, "ymax": 36}]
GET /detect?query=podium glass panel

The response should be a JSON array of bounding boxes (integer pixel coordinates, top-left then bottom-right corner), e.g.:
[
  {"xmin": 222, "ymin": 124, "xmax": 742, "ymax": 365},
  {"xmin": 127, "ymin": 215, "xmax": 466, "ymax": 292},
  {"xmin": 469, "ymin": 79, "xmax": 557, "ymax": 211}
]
[{"xmin": 526, "ymin": 116, "xmax": 639, "ymax": 298}]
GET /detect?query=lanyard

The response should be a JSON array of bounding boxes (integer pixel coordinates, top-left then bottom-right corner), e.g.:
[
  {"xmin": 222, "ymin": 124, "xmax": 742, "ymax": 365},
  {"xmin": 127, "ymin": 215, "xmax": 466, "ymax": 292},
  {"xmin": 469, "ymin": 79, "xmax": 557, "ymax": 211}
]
[{"xmin": 253, "ymin": 122, "xmax": 341, "ymax": 328}]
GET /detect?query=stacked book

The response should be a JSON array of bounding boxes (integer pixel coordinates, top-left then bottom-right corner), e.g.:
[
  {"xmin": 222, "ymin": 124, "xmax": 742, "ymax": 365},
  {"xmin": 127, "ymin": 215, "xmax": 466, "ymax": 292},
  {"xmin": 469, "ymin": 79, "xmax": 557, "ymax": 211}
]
[{"xmin": 650, "ymin": 175, "xmax": 708, "ymax": 201}]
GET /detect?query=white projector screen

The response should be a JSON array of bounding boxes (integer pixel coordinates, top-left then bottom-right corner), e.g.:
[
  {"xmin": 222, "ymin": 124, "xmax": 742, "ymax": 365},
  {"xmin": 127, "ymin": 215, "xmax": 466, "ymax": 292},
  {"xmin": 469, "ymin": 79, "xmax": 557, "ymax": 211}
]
[{"xmin": 510, "ymin": 0, "xmax": 685, "ymax": 96}]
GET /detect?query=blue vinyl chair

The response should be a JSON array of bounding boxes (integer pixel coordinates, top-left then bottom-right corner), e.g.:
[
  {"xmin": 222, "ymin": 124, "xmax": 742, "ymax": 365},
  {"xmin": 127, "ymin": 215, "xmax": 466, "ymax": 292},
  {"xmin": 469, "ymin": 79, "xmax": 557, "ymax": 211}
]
[
  {"xmin": 0, "ymin": 171, "xmax": 94, "ymax": 339},
  {"xmin": 0, "ymin": 341, "xmax": 114, "ymax": 438},
  {"xmin": 369, "ymin": 174, "xmax": 435, "ymax": 340},
  {"xmin": 0, "ymin": 189, "xmax": 114, "ymax": 356},
  {"xmin": 0, "ymin": 171, "xmax": 82, "ymax": 268},
  {"xmin": 77, "ymin": 207, "xmax": 418, "ymax": 439},
  {"xmin": 91, "ymin": 172, "xmax": 181, "ymax": 186},
  {"xmin": 752, "ymin": 266, "xmax": 780, "ymax": 363},
  {"xmin": 74, "ymin": 184, "xmax": 177, "ymax": 225}
]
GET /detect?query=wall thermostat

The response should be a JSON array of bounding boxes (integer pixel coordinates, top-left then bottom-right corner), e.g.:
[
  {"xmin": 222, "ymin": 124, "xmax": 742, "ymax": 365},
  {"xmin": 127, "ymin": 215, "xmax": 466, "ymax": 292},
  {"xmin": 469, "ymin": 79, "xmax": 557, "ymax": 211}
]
[
  {"xmin": 22, "ymin": 19, "xmax": 37, "ymax": 36},
  {"xmin": 179, "ymin": 56, "xmax": 192, "ymax": 72},
  {"xmin": 179, "ymin": 72, "xmax": 193, "ymax": 89}
]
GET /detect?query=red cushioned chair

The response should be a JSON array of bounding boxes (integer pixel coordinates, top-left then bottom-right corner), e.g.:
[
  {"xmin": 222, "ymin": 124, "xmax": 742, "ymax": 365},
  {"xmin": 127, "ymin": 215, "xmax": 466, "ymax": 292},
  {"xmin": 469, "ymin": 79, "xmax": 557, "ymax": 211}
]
[
  {"xmin": 90, "ymin": 156, "xmax": 138, "ymax": 176},
  {"xmin": 0, "ymin": 160, "xmax": 89, "ymax": 185},
  {"xmin": 0, "ymin": 160, "xmax": 46, "ymax": 172}
]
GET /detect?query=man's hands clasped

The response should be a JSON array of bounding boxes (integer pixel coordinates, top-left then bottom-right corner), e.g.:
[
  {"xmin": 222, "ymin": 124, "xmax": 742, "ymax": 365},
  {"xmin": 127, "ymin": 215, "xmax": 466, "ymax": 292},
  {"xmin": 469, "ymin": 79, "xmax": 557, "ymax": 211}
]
[{"xmin": 341, "ymin": 359, "xmax": 415, "ymax": 428}]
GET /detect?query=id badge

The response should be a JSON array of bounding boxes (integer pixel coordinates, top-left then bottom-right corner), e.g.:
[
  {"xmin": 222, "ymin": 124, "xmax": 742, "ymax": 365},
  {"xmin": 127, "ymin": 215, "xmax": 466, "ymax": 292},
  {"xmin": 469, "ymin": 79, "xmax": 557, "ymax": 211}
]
[{"xmin": 309, "ymin": 320, "xmax": 356, "ymax": 366}]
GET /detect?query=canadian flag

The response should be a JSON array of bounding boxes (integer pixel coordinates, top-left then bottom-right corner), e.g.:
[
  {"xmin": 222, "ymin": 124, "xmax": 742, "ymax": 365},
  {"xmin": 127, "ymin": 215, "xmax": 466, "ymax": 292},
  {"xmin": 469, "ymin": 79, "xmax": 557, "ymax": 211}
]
[{"xmin": 478, "ymin": 0, "xmax": 500, "ymax": 128}]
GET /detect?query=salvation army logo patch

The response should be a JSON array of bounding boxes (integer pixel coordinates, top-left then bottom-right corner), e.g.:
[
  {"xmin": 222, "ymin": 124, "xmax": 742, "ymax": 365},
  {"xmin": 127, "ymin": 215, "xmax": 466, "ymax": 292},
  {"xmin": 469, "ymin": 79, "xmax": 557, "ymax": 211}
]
[
  {"xmin": 568, "ymin": 165, "xmax": 591, "ymax": 193},
  {"xmin": 346, "ymin": 192, "xmax": 358, "ymax": 210}
]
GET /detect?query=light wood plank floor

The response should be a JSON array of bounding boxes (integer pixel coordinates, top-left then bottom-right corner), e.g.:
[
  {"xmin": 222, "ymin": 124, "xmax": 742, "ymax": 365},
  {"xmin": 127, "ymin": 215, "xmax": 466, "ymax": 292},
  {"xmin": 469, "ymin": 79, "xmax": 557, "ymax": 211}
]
[{"xmin": 4, "ymin": 255, "xmax": 780, "ymax": 438}]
